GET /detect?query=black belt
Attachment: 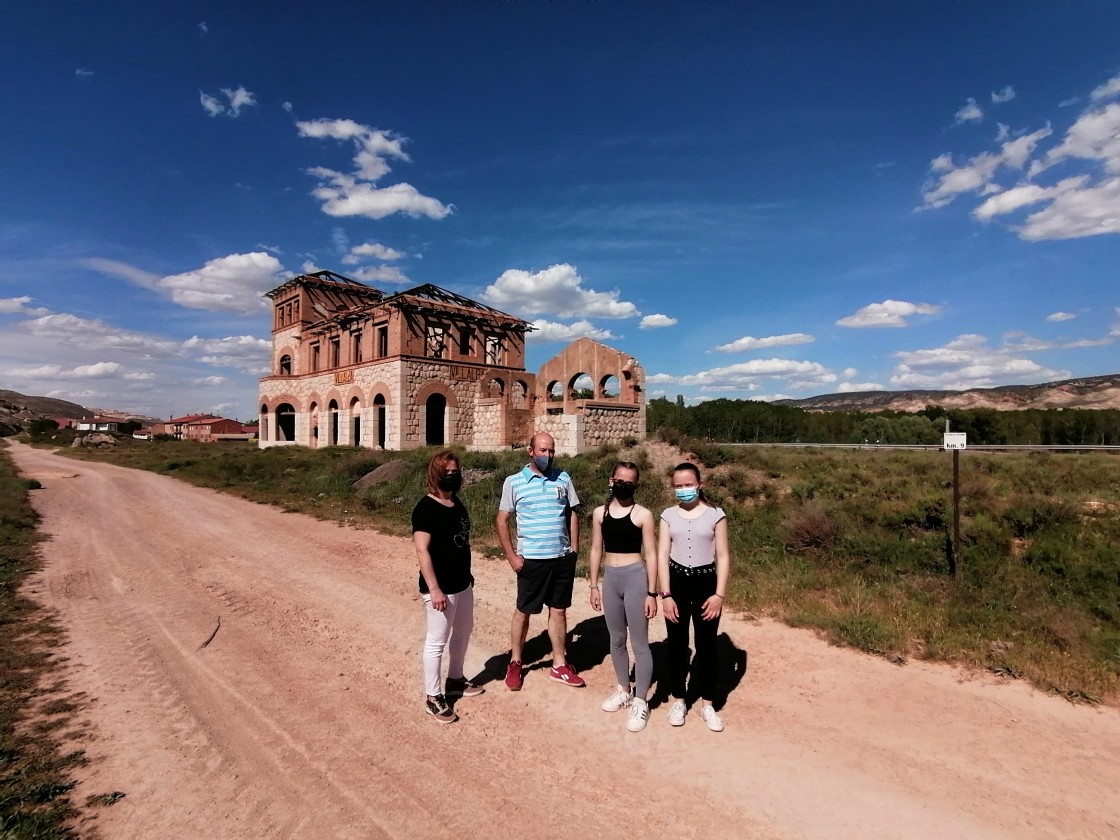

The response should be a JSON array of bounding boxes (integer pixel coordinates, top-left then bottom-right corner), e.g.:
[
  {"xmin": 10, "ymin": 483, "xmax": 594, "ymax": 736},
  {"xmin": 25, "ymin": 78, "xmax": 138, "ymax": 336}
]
[{"xmin": 669, "ymin": 559, "xmax": 715, "ymax": 576}]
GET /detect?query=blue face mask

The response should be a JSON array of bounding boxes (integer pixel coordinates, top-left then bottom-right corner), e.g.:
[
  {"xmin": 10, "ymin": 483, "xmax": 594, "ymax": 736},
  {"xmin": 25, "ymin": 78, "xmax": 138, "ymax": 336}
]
[
  {"xmin": 532, "ymin": 455, "xmax": 553, "ymax": 473},
  {"xmin": 674, "ymin": 487, "xmax": 700, "ymax": 503}
]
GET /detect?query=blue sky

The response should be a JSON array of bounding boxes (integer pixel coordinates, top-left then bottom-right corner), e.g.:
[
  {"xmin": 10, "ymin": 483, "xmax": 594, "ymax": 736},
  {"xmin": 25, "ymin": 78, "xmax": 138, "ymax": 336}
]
[{"xmin": 2, "ymin": 2, "xmax": 1119, "ymax": 421}]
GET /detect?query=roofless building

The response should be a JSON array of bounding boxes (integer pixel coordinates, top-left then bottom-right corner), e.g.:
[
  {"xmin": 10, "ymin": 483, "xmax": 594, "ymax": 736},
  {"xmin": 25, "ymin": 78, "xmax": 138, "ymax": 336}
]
[{"xmin": 257, "ymin": 271, "xmax": 645, "ymax": 453}]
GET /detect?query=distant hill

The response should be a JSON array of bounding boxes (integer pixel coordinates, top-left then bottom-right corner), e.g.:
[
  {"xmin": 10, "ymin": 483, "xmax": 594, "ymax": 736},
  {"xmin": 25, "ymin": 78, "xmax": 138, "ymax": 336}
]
[
  {"xmin": 0, "ymin": 390, "xmax": 160, "ymax": 436},
  {"xmin": 775, "ymin": 374, "xmax": 1120, "ymax": 412}
]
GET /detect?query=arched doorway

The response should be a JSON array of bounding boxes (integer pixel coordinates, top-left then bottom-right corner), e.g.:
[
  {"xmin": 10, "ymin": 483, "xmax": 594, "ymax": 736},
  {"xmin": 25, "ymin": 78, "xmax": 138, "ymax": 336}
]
[
  {"xmin": 350, "ymin": 397, "xmax": 361, "ymax": 447},
  {"xmin": 374, "ymin": 394, "xmax": 386, "ymax": 449},
  {"xmin": 425, "ymin": 393, "xmax": 446, "ymax": 446},
  {"xmin": 275, "ymin": 403, "xmax": 296, "ymax": 442},
  {"xmin": 328, "ymin": 399, "xmax": 339, "ymax": 446}
]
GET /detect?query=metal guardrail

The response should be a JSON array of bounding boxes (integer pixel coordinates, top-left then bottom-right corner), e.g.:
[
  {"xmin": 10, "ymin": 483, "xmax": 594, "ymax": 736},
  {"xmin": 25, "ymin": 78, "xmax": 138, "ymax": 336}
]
[{"xmin": 723, "ymin": 442, "xmax": 1120, "ymax": 452}]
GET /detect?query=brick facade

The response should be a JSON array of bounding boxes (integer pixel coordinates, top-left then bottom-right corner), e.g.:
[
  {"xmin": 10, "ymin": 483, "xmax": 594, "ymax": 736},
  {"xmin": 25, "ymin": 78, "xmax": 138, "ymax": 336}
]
[{"xmin": 257, "ymin": 272, "xmax": 645, "ymax": 453}]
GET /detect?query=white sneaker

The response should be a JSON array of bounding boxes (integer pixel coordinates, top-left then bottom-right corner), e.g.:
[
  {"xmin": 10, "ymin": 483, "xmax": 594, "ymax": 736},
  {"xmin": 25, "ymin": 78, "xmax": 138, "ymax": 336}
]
[
  {"xmin": 700, "ymin": 704, "xmax": 725, "ymax": 732},
  {"xmin": 601, "ymin": 687, "xmax": 632, "ymax": 712},
  {"xmin": 626, "ymin": 698, "xmax": 650, "ymax": 732},
  {"xmin": 667, "ymin": 699, "xmax": 687, "ymax": 727}
]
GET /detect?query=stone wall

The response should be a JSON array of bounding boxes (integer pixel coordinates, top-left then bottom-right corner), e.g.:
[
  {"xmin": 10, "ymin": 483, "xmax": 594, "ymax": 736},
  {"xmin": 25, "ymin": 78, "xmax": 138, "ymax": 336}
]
[
  {"xmin": 473, "ymin": 399, "xmax": 504, "ymax": 450},
  {"xmin": 535, "ymin": 413, "xmax": 582, "ymax": 456},
  {"xmin": 579, "ymin": 403, "xmax": 644, "ymax": 449}
]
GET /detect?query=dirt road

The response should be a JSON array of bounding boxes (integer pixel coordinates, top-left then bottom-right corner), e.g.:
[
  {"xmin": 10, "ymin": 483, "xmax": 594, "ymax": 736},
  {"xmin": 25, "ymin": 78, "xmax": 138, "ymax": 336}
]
[{"xmin": 10, "ymin": 441, "xmax": 1120, "ymax": 839}]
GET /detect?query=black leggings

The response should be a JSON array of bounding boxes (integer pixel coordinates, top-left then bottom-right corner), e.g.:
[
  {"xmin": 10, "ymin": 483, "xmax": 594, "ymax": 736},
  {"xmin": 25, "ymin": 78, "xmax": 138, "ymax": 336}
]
[{"xmin": 664, "ymin": 562, "xmax": 719, "ymax": 700}]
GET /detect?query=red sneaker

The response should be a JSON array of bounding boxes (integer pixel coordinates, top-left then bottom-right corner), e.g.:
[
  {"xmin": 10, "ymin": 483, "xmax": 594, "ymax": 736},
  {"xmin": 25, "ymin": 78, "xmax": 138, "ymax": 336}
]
[
  {"xmin": 548, "ymin": 664, "xmax": 585, "ymax": 687},
  {"xmin": 505, "ymin": 660, "xmax": 523, "ymax": 691}
]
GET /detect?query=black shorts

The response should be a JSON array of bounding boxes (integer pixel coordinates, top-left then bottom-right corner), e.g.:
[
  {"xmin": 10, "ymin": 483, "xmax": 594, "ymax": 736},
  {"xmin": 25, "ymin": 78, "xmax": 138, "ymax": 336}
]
[{"xmin": 516, "ymin": 553, "xmax": 577, "ymax": 614}]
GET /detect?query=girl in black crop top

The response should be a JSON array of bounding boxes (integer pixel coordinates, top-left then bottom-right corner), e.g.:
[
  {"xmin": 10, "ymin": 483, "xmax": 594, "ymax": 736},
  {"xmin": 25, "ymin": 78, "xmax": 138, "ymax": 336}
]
[{"xmin": 588, "ymin": 462, "xmax": 658, "ymax": 732}]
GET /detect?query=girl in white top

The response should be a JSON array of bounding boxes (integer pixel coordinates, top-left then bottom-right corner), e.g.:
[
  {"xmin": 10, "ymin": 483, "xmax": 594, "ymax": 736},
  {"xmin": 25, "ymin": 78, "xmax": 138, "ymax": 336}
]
[{"xmin": 658, "ymin": 462, "xmax": 730, "ymax": 731}]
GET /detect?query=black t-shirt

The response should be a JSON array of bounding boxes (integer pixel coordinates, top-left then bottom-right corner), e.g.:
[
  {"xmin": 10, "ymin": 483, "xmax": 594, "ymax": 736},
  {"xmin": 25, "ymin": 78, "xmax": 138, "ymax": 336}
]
[{"xmin": 411, "ymin": 494, "xmax": 473, "ymax": 595}]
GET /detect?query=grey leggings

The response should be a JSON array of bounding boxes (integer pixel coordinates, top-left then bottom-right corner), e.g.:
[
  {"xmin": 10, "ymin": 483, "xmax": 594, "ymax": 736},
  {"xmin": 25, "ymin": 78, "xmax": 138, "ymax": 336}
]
[{"xmin": 602, "ymin": 562, "xmax": 653, "ymax": 697}]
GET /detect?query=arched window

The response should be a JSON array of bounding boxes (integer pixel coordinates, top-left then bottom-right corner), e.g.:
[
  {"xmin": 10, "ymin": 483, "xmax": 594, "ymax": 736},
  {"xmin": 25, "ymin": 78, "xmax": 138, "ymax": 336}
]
[{"xmin": 279, "ymin": 354, "xmax": 292, "ymax": 375}]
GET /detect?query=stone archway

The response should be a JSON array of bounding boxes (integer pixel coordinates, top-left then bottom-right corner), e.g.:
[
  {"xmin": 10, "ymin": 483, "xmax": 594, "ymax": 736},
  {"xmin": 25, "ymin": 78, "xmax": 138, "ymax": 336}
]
[
  {"xmin": 374, "ymin": 394, "xmax": 387, "ymax": 449},
  {"xmin": 425, "ymin": 393, "xmax": 446, "ymax": 446},
  {"xmin": 350, "ymin": 397, "xmax": 362, "ymax": 447}
]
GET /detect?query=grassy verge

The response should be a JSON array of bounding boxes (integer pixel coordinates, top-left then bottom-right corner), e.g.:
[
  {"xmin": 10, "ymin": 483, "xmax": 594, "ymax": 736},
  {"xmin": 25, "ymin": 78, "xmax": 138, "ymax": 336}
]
[
  {"xmin": 55, "ymin": 434, "xmax": 1120, "ymax": 702},
  {"xmin": 0, "ymin": 445, "xmax": 85, "ymax": 838}
]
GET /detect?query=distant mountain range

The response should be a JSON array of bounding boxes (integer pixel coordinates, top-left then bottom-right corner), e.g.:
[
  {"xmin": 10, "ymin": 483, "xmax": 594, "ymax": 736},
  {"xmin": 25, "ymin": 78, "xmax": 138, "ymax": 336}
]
[
  {"xmin": 0, "ymin": 390, "xmax": 162, "ymax": 435},
  {"xmin": 775, "ymin": 374, "xmax": 1120, "ymax": 412}
]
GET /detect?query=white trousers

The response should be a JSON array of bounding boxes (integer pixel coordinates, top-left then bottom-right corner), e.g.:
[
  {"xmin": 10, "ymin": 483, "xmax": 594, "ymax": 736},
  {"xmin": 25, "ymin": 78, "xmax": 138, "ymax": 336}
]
[{"xmin": 422, "ymin": 585, "xmax": 475, "ymax": 697}]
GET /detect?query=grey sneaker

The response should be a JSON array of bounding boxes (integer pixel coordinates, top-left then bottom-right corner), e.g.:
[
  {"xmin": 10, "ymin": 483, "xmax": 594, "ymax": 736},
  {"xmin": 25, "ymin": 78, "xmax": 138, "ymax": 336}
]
[
  {"xmin": 626, "ymin": 698, "xmax": 650, "ymax": 732},
  {"xmin": 667, "ymin": 699, "xmax": 687, "ymax": 727},
  {"xmin": 446, "ymin": 677, "xmax": 485, "ymax": 698},
  {"xmin": 425, "ymin": 694, "xmax": 457, "ymax": 724},
  {"xmin": 601, "ymin": 687, "xmax": 632, "ymax": 712},
  {"xmin": 700, "ymin": 704, "xmax": 725, "ymax": 732}
]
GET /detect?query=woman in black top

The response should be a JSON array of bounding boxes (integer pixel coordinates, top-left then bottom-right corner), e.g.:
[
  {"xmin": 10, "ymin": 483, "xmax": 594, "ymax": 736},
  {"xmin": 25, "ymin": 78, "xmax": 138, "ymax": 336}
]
[
  {"xmin": 412, "ymin": 450, "xmax": 483, "ymax": 723},
  {"xmin": 588, "ymin": 462, "xmax": 658, "ymax": 732}
]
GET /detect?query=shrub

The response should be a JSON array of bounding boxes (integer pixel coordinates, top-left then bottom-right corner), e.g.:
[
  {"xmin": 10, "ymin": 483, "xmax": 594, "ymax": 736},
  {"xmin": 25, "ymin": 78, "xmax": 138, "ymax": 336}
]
[{"xmin": 782, "ymin": 503, "xmax": 842, "ymax": 554}]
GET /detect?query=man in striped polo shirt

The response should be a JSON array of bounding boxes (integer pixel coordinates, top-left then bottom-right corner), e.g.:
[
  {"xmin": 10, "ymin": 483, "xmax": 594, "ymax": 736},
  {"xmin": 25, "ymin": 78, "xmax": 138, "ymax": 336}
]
[{"xmin": 497, "ymin": 432, "xmax": 586, "ymax": 690}]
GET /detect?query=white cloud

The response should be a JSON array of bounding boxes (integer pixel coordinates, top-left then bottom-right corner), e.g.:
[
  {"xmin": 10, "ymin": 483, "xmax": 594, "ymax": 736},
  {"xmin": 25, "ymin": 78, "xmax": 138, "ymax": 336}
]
[
  {"xmin": 222, "ymin": 86, "xmax": 256, "ymax": 117},
  {"xmin": 481, "ymin": 264, "xmax": 640, "ymax": 320},
  {"xmin": 0, "ymin": 296, "xmax": 50, "ymax": 316},
  {"xmin": 921, "ymin": 126, "xmax": 1052, "ymax": 208},
  {"xmin": 837, "ymin": 382, "xmax": 886, "ymax": 393},
  {"xmin": 1111, "ymin": 307, "xmax": 1120, "ymax": 337},
  {"xmin": 994, "ymin": 122, "xmax": 1010, "ymax": 142},
  {"xmin": 1046, "ymin": 311, "xmax": 1077, "ymax": 322},
  {"xmin": 123, "ymin": 371, "xmax": 156, "ymax": 380},
  {"xmin": 836, "ymin": 300, "xmax": 941, "ymax": 328},
  {"xmin": 639, "ymin": 314, "xmax": 677, "ymax": 329},
  {"xmin": 1063, "ymin": 337, "xmax": 1114, "ymax": 348},
  {"xmin": 257, "ymin": 243, "xmax": 283, "ymax": 255},
  {"xmin": 1059, "ymin": 97, "xmax": 1081, "ymax": 108},
  {"xmin": 192, "ymin": 376, "xmax": 226, "ymax": 386},
  {"xmin": 955, "ymin": 98, "xmax": 984, "ymax": 123},
  {"xmin": 713, "ymin": 332, "xmax": 814, "ymax": 352},
  {"xmin": 890, "ymin": 334, "xmax": 1068, "ymax": 389},
  {"xmin": 342, "ymin": 242, "xmax": 405, "ymax": 264},
  {"xmin": 526, "ymin": 319, "xmax": 615, "ymax": 343},
  {"xmin": 297, "ymin": 118, "xmax": 451, "ymax": 221},
  {"xmin": 972, "ymin": 175, "xmax": 1090, "ymax": 222},
  {"xmin": 200, "ymin": 91, "xmax": 225, "ymax": 117},
  {"xmin": 86, "ymin": 252, "xmax": 284, "ymax": 314},
  {"xmin": 1040, "ymin": 103, "xmax": 1120, "ymax": 174},
  {"xmin": 1090, "ymin": 73, "xmax": 1120, "ymax": 102},
  {"xmin": 198, "ymin": 22, "xmax": 208, "ymax": 34},
  {"xmin": 75, "ymin": 68, "xmax": 94, "ymax": 78},
  {"xmin": 182, "ymin": 335, "xmax": 271, "ymax": 374},
  {"xmin": 282, "ymin": 101, "xmax": 293, "ymax": 113},
  {"xmin": 349, "ymin": 265, "xmax": 409, "ymax": 285},
  {"xmin": 483, "ymin": 264, "xmax": 639, "ymax": 319},
  {"xmin": 7, "ymin": 362, "xmax": 121, "ymax": 379},
  {"xmin": 653, "ymin": 358, "xmax": 834, "ymax": 391},
  {"xmin": 1017, "ymin": 176, "xmax": 1120, "ymax": 240},
  {"xmin": 199, "ymin": 85, "xmax": 257, "ymax": 118},
  {"xmin": 991, "ymin": 86, "xmax": 1016, "ymax": 104}
]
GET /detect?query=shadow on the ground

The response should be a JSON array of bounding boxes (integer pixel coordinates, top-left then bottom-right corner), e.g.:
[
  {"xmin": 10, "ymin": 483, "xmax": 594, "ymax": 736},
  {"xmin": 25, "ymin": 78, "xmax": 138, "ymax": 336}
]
[
  {"xmin": 473, "ymin": 616, "xmax": 747, "ymax": 712},
  {"xmin": 648, "ymin": 632, "xmax": 748, "ymax": 712}
]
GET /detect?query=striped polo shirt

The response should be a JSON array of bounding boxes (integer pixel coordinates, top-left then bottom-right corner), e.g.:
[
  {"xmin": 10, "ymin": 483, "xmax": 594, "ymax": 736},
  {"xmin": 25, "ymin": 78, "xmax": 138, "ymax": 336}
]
[{"xmin": 499, "ymin": 465, "xmax": 580, "ymax": 559}]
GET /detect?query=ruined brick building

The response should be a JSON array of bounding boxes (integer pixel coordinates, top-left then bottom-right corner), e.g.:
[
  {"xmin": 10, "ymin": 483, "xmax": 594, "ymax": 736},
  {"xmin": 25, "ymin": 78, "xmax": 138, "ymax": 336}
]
[{"xmin": 257, "ymin": 271, "xmax": 645, "ymax": 454}]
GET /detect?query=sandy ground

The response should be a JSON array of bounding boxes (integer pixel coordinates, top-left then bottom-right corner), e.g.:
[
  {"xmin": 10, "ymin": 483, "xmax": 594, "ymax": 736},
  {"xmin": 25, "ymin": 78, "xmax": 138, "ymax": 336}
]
[{"xmin": 9, "ymin": 440, "xmax": 1120, "ymax": 840}]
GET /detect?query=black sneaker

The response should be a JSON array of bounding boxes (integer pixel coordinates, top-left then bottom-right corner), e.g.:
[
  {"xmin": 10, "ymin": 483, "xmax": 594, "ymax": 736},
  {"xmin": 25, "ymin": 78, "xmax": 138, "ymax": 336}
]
[
  {"xmin": 446, "ymin": 677, "xmax": 485, "ymax": 698},
  {"xmin": 425, "ymin": 694, "xmax": 457, "ymax": 724}
]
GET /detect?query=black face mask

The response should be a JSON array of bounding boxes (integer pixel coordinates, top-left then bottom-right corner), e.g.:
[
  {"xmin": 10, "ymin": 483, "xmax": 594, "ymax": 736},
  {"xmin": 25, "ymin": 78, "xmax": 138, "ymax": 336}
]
[
  {"xmin": 611, "ymin": 480, "xmax": 637, "ymax": 501},
  {"xmin": 438, "ymin": 473, "xmax": 463, "ymax": 492}
]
